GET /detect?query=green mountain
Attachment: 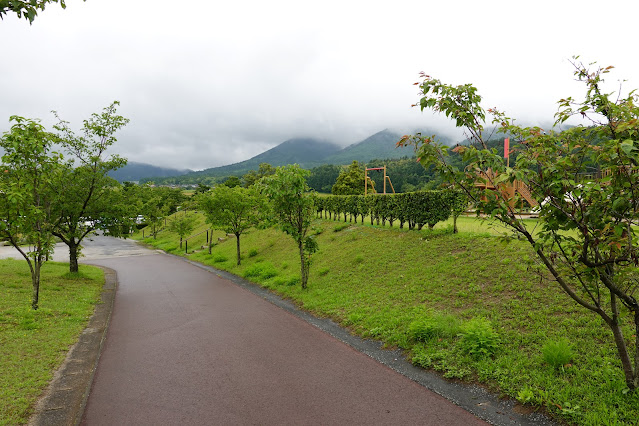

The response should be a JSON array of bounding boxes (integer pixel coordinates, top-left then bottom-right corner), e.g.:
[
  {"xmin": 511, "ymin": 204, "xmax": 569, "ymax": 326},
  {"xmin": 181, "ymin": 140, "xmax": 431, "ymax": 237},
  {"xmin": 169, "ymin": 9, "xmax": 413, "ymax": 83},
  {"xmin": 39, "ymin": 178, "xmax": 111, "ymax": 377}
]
[
  {"xmin": 149, "ymin": 129, "xmax": 454, "ymax": 185},
  {"xmin": 182, "ymin": 137, "xmax": 342, "ymax": 179},
  {"xmin": 318, "ymin": 129, "xmax": 411, "ymax": 165},
  {"xmin": 108, "ymin": 162, "xmax": 192, "ymax": 183}
]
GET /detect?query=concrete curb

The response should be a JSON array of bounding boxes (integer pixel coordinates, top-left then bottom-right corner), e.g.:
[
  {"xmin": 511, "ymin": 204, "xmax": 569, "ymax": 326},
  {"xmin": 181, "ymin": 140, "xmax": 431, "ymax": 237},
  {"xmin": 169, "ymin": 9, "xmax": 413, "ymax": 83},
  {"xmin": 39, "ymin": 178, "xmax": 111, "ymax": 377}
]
[{"xmin": 28, "ymin": 267, "xmax": 117, "ymax": 426}]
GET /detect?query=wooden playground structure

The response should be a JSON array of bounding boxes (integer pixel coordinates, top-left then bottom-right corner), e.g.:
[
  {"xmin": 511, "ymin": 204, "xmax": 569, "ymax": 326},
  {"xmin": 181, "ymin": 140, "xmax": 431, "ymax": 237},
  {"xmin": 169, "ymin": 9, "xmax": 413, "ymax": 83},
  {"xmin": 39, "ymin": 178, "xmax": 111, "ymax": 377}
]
[
  {"xmin": 474, "ymin": 169, "xmax": 538, "ymax": 208},
  {"xmin": 472, "ymin": 138, "xmax": 538, "ymax": 209},
  {"xmin": 364, "ymin": 165, "xmax": 395, "ymax": 195}
]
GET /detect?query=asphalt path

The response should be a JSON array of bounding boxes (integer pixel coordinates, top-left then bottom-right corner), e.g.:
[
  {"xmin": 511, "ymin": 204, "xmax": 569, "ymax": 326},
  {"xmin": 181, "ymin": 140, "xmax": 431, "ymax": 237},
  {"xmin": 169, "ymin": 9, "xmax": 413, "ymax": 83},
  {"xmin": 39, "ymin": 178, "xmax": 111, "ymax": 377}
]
[
  {"xmin": 0, "ymin": 235, "xmax": 154, "ymax": 262},
  {"xmin": 70, "ymin": 237, "xmax": 487, "ymax": 426},
  {"xmin": 8, "ymin": 236, "xmax": 552, "ymax": 425}
]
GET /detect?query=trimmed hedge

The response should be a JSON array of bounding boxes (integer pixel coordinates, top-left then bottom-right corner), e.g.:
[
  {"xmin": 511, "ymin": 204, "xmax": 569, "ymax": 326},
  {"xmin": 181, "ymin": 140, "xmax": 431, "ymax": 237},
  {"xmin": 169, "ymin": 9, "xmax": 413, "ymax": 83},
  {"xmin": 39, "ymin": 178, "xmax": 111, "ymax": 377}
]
[{"xmin": 315, "ymin": 190, "xmax": 467, "ymax": 230}]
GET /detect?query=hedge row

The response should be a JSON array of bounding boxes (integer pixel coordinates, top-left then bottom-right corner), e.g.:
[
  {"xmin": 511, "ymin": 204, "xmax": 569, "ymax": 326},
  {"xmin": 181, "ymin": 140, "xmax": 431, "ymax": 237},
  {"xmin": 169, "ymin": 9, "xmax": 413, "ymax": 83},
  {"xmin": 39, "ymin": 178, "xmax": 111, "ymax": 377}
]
[{"xmin": 314, "ymin": 191, "xmax": 466, "ymax": 230}]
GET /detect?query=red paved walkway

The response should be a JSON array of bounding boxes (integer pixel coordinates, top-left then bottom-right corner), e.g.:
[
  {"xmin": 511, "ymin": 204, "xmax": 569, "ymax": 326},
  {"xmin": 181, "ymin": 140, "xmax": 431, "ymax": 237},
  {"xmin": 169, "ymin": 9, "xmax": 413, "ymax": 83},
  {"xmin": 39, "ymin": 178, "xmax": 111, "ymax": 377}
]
[{"xmin": 81, "ymin": 252, "xmax": 486, "ymax": 425}]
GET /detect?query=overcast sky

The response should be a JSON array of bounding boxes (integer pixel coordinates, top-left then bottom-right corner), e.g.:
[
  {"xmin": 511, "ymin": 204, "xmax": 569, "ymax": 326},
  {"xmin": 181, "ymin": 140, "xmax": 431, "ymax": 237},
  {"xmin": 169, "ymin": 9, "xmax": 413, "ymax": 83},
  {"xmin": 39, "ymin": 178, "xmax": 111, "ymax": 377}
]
[{"xmin": 1, "ymin": 0, "xmax": 638, "ymax": 170}]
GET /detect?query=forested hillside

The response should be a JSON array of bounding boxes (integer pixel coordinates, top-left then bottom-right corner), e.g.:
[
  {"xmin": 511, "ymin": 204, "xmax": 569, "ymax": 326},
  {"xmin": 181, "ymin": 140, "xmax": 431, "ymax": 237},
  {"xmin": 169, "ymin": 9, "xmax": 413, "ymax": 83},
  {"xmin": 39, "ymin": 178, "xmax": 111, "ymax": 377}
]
[{"xmin": 108, "ymin": 162, "xmax": 192, "ymax": 182}]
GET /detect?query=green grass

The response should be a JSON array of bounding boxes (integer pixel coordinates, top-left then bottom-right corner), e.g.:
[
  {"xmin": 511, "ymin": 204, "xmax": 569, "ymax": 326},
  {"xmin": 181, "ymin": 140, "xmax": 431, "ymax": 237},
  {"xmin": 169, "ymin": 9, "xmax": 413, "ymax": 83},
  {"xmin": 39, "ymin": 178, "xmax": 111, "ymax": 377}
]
[
  {"xmin": 134, "ymin": 213, "xmax": 639, "ymax": 425},
  {"xmin": 0, "ymin": 260, "xmax": 104, "ymax": 425}
]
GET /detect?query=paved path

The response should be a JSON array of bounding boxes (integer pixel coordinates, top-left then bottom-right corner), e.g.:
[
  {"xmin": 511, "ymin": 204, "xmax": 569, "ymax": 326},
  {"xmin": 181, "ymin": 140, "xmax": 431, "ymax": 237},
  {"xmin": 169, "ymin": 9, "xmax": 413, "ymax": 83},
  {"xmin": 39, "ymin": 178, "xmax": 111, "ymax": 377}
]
[
  {"xmin": 76, "ymin": 239, "xmax": 487, "ymax": 425},
  {"xmin": 0, "ymin": 235, "xmax": 153, "ymax": 262}
]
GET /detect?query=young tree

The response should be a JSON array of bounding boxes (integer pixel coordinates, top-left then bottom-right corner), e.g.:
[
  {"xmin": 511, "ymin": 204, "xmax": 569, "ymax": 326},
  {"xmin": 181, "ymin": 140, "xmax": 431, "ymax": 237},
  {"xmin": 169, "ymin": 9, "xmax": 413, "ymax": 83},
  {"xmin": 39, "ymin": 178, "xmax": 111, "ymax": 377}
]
[
  {"xmin": 51, "ymin": 101, "xmax": 130, "ymax": 273},
  {"xmin": 261, "ymin": 165, "xmax": 318, "ymax": 289},
  {"xmin": 399, "ymin": 59, "xmax": 639, "ymax": 389},
  {"xmin": 168, "ymin": 212, "xmax": 196, "ymax": 249},
  {"xmin": 141, "ymin": 196, "xmax": 169, "ymax": 239},
  {"xmin": 243, "ymin": 163, "xmax": 276, "ymax": 187},
  {"xmin": 0, "ymin": 117, "xmax": 63, "ymax": 310},
  {"xmin": 445, "ymin": 189, "xmax": 468, "ymax": 234},
  {"xmin": 332, "ymin": 160, "xmax": 371, "ymax": 195},
  {"xmin": 198, "ymin": 186, "xmax": 263, "ymax": 265}
]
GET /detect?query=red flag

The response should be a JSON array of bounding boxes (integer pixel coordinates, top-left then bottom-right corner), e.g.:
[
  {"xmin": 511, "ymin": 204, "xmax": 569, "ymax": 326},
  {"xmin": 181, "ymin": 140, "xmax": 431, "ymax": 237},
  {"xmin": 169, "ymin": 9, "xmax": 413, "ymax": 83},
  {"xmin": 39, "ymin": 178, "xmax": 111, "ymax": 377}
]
[{"xmin": 504, "ymin": 138, "xmax": 510, "ymax": 159}]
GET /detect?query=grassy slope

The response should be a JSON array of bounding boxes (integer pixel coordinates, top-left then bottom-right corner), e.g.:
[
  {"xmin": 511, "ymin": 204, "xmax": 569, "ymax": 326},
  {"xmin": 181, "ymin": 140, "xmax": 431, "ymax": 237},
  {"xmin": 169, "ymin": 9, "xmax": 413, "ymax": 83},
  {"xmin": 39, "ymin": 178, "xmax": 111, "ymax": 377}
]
[
  {"xmin": 0, "ymin": 261, "xmax": 104, "ymax": 425},
  {"xmin": 135, "ymin": 214, "xmax": 638, "ymax": 425}
]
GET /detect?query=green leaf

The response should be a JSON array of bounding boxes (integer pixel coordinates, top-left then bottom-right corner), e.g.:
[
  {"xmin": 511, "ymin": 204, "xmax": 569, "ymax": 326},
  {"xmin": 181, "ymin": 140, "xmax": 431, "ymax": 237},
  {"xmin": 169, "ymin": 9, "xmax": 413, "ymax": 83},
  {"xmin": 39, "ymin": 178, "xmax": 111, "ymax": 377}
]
[{"xmin": 620, "ymin": 139, "xmax": 634, "ymax": 155}]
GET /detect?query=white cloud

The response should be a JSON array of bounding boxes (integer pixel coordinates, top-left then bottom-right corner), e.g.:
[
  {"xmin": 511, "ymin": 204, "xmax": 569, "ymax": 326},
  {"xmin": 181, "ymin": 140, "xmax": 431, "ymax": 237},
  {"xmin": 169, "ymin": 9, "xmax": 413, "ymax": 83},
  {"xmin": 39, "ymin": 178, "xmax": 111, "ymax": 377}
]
[{"xmin": 1, "ymin": 0, "xmax": 637, "ymax": 170}]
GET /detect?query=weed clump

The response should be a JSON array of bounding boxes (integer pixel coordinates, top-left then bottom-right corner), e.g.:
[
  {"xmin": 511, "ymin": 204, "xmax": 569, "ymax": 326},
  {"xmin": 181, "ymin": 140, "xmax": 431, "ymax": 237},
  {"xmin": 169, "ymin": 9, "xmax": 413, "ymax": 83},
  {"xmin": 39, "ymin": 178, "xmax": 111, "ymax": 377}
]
[
  {"xmin": 541, "ymin": 338, "xmax": 574, "ymax": 369},
  {"xmin": 458, "ymin": 317, "xmax": 500, "ymax": 358},
  {"xmin": 211, "ymin": 254, "xmax": 228, "ymax": 263},
  {"xmin": 243, "ymin": 262, "xmax": 278, "ymax": 279},
  {"xmin": 333, "ymin": 223, "xmax": 349, "ymax": 232},
  {"xmin": 408, "ymin": 312, "xmax": 460, "ymax": 342}
]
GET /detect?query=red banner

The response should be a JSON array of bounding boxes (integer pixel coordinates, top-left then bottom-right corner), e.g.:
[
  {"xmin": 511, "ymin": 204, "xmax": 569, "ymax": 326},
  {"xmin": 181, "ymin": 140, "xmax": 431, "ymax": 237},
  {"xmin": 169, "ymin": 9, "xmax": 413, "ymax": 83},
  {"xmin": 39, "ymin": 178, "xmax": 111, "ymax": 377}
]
[{"xmin": 504, "ymin": 138, "xmax": 510, "ymax": 159}]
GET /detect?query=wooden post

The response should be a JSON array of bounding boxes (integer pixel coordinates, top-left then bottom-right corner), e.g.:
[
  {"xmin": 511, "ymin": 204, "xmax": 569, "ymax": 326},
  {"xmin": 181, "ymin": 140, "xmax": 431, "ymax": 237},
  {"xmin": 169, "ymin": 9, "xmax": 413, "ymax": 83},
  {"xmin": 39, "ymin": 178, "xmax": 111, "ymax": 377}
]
[
  {"xmin": 185, "ymin": 240, "xmax": 188, "ymax": 254},
  {"xmin": 383, "ymin": 166, "xmax": 387, "ymax": 194},
  {"xmin": 364, "ymin": 166, "xmax": 368, "ymax": 196},
  {"xmin": 206, "ymin": 230, "xmax": 209, "ymax": 243}
]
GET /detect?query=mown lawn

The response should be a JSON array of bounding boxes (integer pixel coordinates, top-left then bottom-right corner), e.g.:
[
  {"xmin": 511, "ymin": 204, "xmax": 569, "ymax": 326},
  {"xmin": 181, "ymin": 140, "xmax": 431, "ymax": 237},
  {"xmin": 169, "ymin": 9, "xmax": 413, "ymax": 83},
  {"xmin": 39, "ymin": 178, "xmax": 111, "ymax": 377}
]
[
  {"xmin": 0, "ymin": 260, "xmax": 103, "ymax": 425},
  {"xmin": 135, "ymin": 213, "xmax": 638, "ymax": 425}
]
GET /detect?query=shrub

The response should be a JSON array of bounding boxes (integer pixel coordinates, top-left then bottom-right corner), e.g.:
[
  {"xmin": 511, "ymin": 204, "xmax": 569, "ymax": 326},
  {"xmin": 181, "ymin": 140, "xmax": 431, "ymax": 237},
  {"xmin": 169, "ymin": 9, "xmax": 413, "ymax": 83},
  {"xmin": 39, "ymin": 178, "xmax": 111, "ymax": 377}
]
[
  {"xmin": 541, "ymin": 338, "xmax": 574, "ymax": 369},
  {"xmin": 458, "ymin": 317, "xmax": 500, "ymax": 358},
  {"xmin": 318, "ymin": 267, "xmax": 330, "ymax": 277},
  {"xmin": 248, "ymin": 248, "xmax": 258, "ymax": 258}
]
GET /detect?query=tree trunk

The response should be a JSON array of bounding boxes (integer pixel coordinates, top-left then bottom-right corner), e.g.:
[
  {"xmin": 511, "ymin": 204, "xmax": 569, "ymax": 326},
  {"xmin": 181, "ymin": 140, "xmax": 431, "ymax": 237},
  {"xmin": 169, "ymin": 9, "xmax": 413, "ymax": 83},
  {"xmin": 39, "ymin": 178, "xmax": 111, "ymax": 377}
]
[
  {"xmin": 607, "ymin": 293, "xmax": 638, "ymax": 389},
  {"xmin": 180, "ymin": 237, "xmax": 183, "ymax": 249},
  {"xmin": 236, "ymin": 233, "xmax": 241, "ymax": 266},
  {"xmin": 634, "ymin": 310, "xmax": 639, "ymax": 389},
  {"xmin": 609, "ymin": 315, "xmax": 638, "ymax": 389},
  {"xmin": 31, "ymin": 262, "xmax": 41, "ymax": 310},
  {"xmin": 453, "ymin": 215, "xmax": 459, "ymax": 234},
  {"xmin": 299, "ymin": 241, "xmax": 308, "ymax": 289},
  {"xmin": 69, "ymin": 241, "xmax": 79, "ymax": 273}
]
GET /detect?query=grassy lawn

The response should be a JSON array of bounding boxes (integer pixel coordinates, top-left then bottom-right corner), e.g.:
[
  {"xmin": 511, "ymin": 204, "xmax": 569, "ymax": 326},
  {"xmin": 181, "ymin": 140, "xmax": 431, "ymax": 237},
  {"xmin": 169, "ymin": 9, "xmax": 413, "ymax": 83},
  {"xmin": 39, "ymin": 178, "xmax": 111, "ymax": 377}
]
[
  {"xmin": 0, "ymin": 260, "xmax": 104, "ymax": 425},
  {"xmin": 135, "ymin": 213, "xmax": 638, "ymax": 425}
]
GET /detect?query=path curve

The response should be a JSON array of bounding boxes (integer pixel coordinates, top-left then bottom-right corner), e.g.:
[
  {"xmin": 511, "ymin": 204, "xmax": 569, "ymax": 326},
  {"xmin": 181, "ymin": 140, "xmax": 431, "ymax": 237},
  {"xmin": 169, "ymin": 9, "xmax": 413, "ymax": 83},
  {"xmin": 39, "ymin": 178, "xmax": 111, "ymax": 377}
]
[
  {"xmin": 25, "ymin": 236, "xmax": 553, "ymax": 425},
  {"xmin": 81, "ymin": 241, "xmax": 487, "ymax": 425}
]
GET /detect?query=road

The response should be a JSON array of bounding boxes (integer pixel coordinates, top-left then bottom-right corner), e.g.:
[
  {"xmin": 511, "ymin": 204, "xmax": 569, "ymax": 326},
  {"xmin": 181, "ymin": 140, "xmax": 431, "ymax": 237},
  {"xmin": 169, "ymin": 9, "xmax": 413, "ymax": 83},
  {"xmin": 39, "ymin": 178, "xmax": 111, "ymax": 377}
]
[
  {"xmin": 62, "ymin": 236, "xmax": 488, "ymax": 425},
  {"xmin": 9, "ymin": 236, "xmax": 547, "ymax": 424}
]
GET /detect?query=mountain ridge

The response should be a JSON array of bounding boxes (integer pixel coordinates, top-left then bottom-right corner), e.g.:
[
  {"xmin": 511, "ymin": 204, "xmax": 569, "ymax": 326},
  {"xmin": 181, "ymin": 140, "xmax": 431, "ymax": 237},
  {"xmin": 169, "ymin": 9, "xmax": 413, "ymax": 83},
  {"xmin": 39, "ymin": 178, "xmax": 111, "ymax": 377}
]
[{"xmin": 143, "ymin": 128, "xmax": 455, "ymax": 184}]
